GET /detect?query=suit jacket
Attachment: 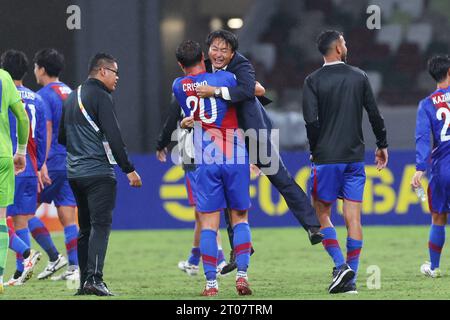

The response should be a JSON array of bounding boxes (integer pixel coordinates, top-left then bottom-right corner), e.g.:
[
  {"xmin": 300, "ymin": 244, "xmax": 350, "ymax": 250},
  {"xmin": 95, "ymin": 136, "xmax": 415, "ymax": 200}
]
[
  {"xmin": 156, "ymin": 52, "xmax": 273, "ymax": 150},
  {"xmin": 205, "ymin": 52, "xmax": 273, "ymax": 131}
]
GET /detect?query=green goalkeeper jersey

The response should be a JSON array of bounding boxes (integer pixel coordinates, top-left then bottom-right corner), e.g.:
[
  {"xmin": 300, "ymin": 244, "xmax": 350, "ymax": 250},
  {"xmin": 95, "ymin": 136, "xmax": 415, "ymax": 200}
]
[{"xmin": 0, "ymin": 69, "xmax": 28, "ymax": 158}]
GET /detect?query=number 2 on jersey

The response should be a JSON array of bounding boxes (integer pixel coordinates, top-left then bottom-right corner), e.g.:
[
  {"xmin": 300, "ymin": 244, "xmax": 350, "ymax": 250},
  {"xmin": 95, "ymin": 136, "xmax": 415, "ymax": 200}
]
[
  {"xmin": 437, "ymin": 107, "xmax": 450, "ymax": 142},
  {"xmin": 185, "ymin": 96, "xmax": 217, "ymax": 124}
]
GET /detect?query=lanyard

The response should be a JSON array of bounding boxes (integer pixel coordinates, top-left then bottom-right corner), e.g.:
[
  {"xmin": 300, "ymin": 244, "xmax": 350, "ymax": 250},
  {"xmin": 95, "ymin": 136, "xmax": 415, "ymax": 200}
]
[
  {"xmin": 77, "ymin": 85, "xmax": 100, "ymax": 132},
  {"xmin": 76, "ymin": 85, "xmax": 117, "ymax": 165}
]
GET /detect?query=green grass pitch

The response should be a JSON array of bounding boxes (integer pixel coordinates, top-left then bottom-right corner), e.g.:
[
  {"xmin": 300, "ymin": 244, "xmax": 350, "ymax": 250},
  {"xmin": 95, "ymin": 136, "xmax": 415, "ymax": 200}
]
[{"xmin": 0, "ymin": 226, "xmax": 448, "ymax": 300}]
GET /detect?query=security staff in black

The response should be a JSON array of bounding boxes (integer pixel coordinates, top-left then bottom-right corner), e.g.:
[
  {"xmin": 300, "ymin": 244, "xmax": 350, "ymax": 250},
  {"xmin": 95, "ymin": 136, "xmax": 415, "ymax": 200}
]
[
  {"xmin": 58, "ymin": 53, "xmax": 142, "ymax": 296},
  {"xmin": 302, "ymin": 30, "xmax": 388, "ymax": 294}
]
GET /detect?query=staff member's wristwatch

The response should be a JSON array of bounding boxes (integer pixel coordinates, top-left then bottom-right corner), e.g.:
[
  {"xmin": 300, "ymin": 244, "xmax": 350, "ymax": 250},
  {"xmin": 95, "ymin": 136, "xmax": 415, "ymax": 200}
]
[{"xmin": 214, "ymin": 87, "xmax": 222, "ymax": 98}]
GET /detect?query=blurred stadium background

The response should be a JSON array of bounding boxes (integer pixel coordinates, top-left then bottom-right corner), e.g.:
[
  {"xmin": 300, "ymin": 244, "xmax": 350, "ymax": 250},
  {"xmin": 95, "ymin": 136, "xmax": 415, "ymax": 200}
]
[{"xmin": 1, "ymin": 0, "xmax": 449, "ymax": 231}]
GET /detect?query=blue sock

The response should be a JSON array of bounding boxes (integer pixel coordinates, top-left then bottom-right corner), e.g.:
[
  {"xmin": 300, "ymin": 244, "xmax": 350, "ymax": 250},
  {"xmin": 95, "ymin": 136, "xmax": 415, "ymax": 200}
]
[
  {"xmin": 217, "ymin": 248, "xmax": 226, "ymax": 265},
  {"xmin": 28, "ymin": 217, "xmax": 59, "ymax": 261},
  {"xmin": 8, "ymin": 227, "xmax": 29, "ymax": 272},
  {"xmin": 16, "ymin": 228, "xmax": 31, "ymax": 273},
  {"xmin": 321, "ymin": 227, "xmax": 345, "ymax": 268},
  {"xmin": 200, "ymin": 230, "xmax": 218, "ymax": 281},
  {"xmin": 233, "ymin": 223, "xmax": 252, "ymax": 272},
  {"xmin": 429, "ymin": 224, "xmax": 445, "ymax": 270},
  {"xmin": 346, "ymin": 237, "xmax": 363, "ymax": 284},
  {"xmin": 64, "ymin": 224, "xmax": 78, "ymax": 266},
  {"xmin": 187, "ymin": 247, "xmax": 200, "ymax": 266}
]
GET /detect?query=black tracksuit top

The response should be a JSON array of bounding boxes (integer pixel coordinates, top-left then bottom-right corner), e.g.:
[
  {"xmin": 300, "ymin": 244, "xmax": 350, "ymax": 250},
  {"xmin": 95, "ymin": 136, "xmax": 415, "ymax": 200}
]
[
  {"xmin": 302, "ymin": 63, "xmax": 388, "ymax": 164},
  {"xmin": 58, "ymin": 78, "xmax": 135, "ymax": 178}
]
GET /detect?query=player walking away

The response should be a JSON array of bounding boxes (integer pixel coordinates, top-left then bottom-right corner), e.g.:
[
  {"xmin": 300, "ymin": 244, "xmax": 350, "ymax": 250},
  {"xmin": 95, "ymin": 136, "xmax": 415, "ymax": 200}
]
[
  {"xmin": 1, "ymin": 50, "xmax": 44, "ymax": 286},
  {"xmin": 411, "ymin": 55, "xmax": 450, "ymax": 278},
  {"xmin": 303, "ymin": 30, "xmax": 388, "ymax": 294},
  {"xmin": 33, "ymin": 48, "xmax": 78, "ymax": 281},
  {"xmin": 0, "ymin": 67, "xmax": 29, "ymax": 293},
  {"xmin": 173, "ymin": 40, "xmax": 252, "ymax": 296}
]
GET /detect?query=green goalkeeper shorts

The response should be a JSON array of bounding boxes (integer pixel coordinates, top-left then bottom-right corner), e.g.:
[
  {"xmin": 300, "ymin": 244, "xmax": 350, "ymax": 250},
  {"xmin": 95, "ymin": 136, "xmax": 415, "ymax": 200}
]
[{"xmin": 0, "ymin": 157, "xmax": 14, "ymax": 208}]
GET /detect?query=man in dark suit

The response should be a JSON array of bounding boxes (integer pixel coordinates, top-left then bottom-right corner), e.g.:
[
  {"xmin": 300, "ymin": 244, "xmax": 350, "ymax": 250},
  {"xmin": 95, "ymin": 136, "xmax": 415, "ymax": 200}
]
[{"xmin": 195, "ymin": 30, "xmax": 323, "ymax": 272}]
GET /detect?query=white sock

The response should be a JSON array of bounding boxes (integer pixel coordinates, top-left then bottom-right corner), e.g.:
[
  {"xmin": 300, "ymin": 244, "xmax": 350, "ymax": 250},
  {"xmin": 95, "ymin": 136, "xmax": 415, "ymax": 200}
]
[{"xmin": 206, "ymin": 279, "xmax": 218, "ymax": 289}]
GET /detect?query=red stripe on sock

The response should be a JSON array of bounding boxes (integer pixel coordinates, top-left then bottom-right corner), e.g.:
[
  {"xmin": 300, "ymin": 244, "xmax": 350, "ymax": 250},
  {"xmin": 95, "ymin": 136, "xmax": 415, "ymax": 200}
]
[
  {"xmin": 235, "ymin": 243, "xmax": 252, "ymax": 254},
  {"xmin": 429, "ymin": 241, "xmax": 442, "ymax": 253},
  {"xmin": 65, "ymin": 238, "xmax": 78, "ymax": 252},
  {"xmin": 347, "ymin": 248, "xmax": 362, "ymax": 260},
  {"xmin": 322, "ymin": 239, "xmax": 340, "ymax": 248},
  {"xmin": 31, "ymin": 227, "xmax": 50, "ymax": 237},
  {"xmin": 202, "ymin": 254, "xmax": 217, "ymax": 265}
]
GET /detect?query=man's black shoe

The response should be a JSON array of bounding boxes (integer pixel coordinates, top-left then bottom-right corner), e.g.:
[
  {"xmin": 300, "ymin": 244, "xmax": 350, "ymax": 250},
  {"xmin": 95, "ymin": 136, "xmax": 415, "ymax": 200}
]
[
  {"xmin": 340, "ymin": 281, "xmax": 358, "ymax": 294},
  {"xmin": 328, "ymin": 264, "xmax": 355, "ymax": 294},
  {"xmin": 83, "ymin": 281, "xmax": 114, "ymax": 296},
  {"xmin": 220, "ymin": 247, "xmax": 255, "ymax": 275},
  {"xmin": 308, "ymin": 227, "xmax": 324, "ymax": 245},
  {"xmin": 74, "ymin": 288, "xmax": 86, "ymax": 296}
]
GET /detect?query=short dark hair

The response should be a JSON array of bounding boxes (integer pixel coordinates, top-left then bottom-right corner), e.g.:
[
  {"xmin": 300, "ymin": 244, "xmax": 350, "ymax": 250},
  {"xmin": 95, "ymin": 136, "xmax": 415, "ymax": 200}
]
[
  {"xmin": 33, "ymin": 48, "xmax": 64, "ymax": 77},
  {"xmin": 206, "ymin": 29, "xmax": 239, "ymax": 52},
  {"xmin": 1, "ymin": 49, "xmax": 29, "ymax": 80},
  {"xmin": 317, "ymin": 30, "xmax": 343, "ymax": 56},
  {"xmin": 427, "ymin": 55, "xmax": 450, "ymax": 83},
  {"xmin": 176, "ymin": 40, "xmax": 203, "ymax": 68},
  {"xmin": 88, "ymin": 52, "xmax": 117, "ymax": 75}
]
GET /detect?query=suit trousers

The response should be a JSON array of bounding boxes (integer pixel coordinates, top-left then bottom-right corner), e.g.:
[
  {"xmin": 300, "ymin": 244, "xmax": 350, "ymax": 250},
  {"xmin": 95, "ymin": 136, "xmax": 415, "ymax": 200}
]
[{"xmin": 69, "ymin": 175, "xmax": 117, "ymax": 286}]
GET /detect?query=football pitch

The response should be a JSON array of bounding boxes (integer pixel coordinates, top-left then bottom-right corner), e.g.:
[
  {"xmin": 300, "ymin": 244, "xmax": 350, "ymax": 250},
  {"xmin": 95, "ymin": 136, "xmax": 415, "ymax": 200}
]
[{"xmin": 0, "ymin": 226, "xmax": 449, "ymax": 300}]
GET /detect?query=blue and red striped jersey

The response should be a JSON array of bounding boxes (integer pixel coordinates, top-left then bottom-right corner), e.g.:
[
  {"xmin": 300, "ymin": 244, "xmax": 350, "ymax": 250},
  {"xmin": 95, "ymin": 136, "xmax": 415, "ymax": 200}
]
[
  {"xmin": 37, "ymin": 81, "xmax": 71, "ymax": 171},
  {"xmin": 9, "ymin": 85, "xmax": 47, "ymax": 177},
  {"xmin": 172, "ymin": 70, "xmax": 246, "ymax": 162},
  {"xmin": 415, "ymin": 86, "xmax": 450, "ymax": 171}
]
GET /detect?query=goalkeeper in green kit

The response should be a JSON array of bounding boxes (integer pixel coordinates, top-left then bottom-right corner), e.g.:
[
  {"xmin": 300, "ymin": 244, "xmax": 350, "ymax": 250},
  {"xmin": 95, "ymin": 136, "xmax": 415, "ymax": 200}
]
[{"xmin": 0, "ymin": 68, "xmax": 29, "ymax": 293}]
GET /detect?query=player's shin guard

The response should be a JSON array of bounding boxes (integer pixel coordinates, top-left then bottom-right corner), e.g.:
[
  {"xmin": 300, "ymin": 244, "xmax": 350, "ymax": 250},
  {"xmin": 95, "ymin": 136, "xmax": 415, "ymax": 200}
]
[
  {"xmin": 8, "ymin": 227, "xmax": 29, "ymax": 272},
  {"xmin": 321, "ymin": 227, "xmax": 345, "ymax": 268},
  {"xmin": 28, "ymin": 217, "xmax": 59, "ymax": 261},
  {"xmin": 429, "ymin": 224, "xmax": 445, "ymax": 270},
  {"xmin": 233, "ymin": 223, "xmax": 252, "ymax": 272},
  {"xmin": 346, "ymin": 237, "xmax": 363, "ymax": 284},
  {"xmin": 200, "ymin": 230, "xmax": 218, "ymax": 280},
  {"xmin": 64, "ymin": 224, "xmax": 78, "ymax": 266},
  {"xmin": 0, "ymin": 219, "xmax": 9, "ymax": 277}
]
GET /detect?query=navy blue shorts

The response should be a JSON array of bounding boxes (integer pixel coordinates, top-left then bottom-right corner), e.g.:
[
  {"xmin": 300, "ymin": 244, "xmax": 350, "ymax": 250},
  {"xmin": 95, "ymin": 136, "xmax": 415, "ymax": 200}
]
[
  {"xmin": 310, "ymin": 162, "xmax": 366, "ymax": 204},
  {"xmin": 428, "ymin": 170, "xmax": 450, "ymax": 214},
  {"xmin": 39, "ymin": 170, "xmax": 76, "ymax": 207},
  {"xmin": 7, "ymin": 176, "xmax": 38, "ymax": 216},
  {"xmin": 195, "ymin": 163, "xmax": 250, "ymax": 213}
]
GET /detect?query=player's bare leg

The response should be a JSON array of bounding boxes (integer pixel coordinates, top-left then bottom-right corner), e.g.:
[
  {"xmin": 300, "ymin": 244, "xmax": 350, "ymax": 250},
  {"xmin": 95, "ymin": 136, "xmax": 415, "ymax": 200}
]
[
  {"xmin": 57, "ymin": 205, "xmax": 77, "ymax": 227},
  {"xmin": 314, "ymin": 199, "xmax": 333, "ymax": 229},
  {"xmin": 230, "ymin": 210, "xmax": 252, "ymax": 296},
  {"xmin": 342, "ymin": 200, "xmax": 362, "ymax": 241}
]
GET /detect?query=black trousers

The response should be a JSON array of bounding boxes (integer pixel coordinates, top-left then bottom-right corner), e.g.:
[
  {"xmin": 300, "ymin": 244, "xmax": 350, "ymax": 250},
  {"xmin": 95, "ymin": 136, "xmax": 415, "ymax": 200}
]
[{"xmin": 69, "ymin": 176, "xmax": 117, "ymax": 286}]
